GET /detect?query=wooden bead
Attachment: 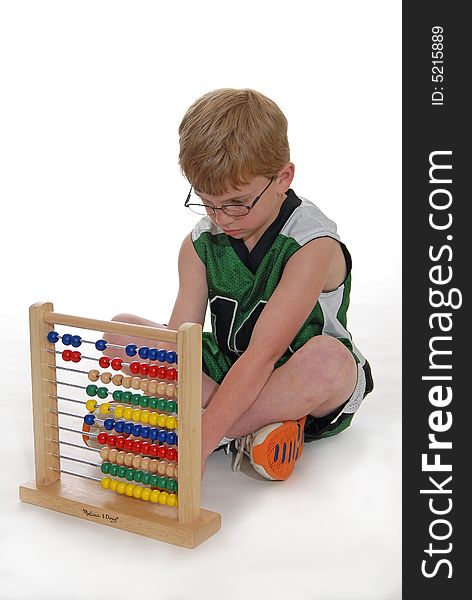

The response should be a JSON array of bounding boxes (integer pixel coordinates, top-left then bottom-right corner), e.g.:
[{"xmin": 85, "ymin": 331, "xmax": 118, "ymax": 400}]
[
  {"xmin": 88, "ymin": 369, "xmax": 100, "ymax": 382},
  {"xmin": 140, "ymin": 457, "xmax": 150, "ymax": 471},
  {"xmin": 116, "ymin": 452, "xmax": 125, "ymax": 466},
  {"xmin": 174, "ymin": 385, "xmax": 178, "ymax": 399},
  {"xmin": 124, "ymin": 453, "xmax": 134, "ymax": 467},
  {"xmin": 139, "ymin": 379, "xmax": 149, "ymax": 392},
  {"xmin": 131, "ymin": 377, "xmax": 142, "ymax": 390},
  {"xmin": 166, "ymin": 464, "xmax": 176, "ymax": 478},
  {"xmin": 148, "ymin": 460, "xmax": 159, "ymax": 474},
  {"xmin": 100, "ymin": 371, "xmax": 112, "ymax": 384},
  {"xmin": 122, "ymin": 376, "xmax": 132, "ymax": 388},
  {"xmin": 147, "ymin": 380, "xmax": 158, "ymax": 395},
  {"xmin": 112, "ymin": 374, "xmax": 123, "ymax": 386},
  {"xmin": 157, "ymin": 461, "xmax": 167, "ymax": 475},
  {"xmin": 100, "ymin": 447, "xmax": 110, "ymax": 460},
  {"xmin": 132, "ymin": 455, "xmax": 142, "ymax": 469},
  {"xmin": 108, "ymin": 448, "xmax": 118, "ymax": 463},
  {"xmin": 157, "ymin": 382, "xmax": 167, "ymax": 396}
]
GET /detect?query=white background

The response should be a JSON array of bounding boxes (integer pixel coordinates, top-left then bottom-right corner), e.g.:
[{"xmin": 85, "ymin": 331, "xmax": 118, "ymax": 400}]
[{"xmin": 0, "ymin": 1, "xmax": 401, "ymax": 599}]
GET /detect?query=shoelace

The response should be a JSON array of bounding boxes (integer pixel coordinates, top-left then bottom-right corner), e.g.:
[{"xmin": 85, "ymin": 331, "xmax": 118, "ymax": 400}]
[{"xmin": 232, "ymin": 434, "xmax": 254, "ymax": 472}]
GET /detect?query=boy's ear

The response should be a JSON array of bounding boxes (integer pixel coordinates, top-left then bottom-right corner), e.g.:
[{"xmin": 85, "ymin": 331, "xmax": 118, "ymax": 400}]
[{"xmin": 276, "ymin": 162, "xmax": 295, "ymax": 192}]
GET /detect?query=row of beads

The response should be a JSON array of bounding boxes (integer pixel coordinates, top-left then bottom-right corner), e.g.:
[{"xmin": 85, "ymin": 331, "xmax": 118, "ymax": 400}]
[
  {"xmin": 85, "ymin": 403, "xmax": 178, "ymax": 430},
  {"xmin": 100, "ymin": 462, "xmax": 178, "ymax": 492},
  {"xmin": 96, "ymin": 432, "xmax": 178, "ymax": 461},
  {"xmin": 129, "ymin": 362, "xmax": 177, "ymax": 381},
  {"xmin": 100, "ymin": 477, "xmax": 178, "ymax": 506},
  {"xmin": 47, "ymin": 332, "xmax": 178, "ymax": 364},
  {"xmin": 85, "ymin": 416, "xmax": 178, "ymax": 445},
  {"xmin": 86, "ymin": 396, "xmax": 177, "ymax": 414},
  {"xmin": 100, "ymin": 446, "xmax": 177, "ymax": 478},
  {"xmin": 86, "ymin": 377, "xmax": 178, "ymax": 399}
]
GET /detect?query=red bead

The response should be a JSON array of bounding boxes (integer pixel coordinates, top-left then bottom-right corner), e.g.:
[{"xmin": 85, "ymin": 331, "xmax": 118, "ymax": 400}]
[
  {"xmin": 106, "ymin": 435, "xmax": 117, "ymax": 447},
  {"xmin": 99, "ymin": 356, "xmax": 110, "ymax": 368},
  {"xmin": 115, "ymin": 436, "xmax": 126, "ymax": 449},
  {"xmin": 111, "ymin": 358, "xmax": 122, "ymax": 371},
  {"xmin": 132, "ymin": 440, "xmax": 142, "ymax": 453},
  {"xmin": 166, "ymin": 448, "xmax": 177, "ymax": 461},
  {"xmin": 124, "ymin": 439, "xmax": 134, "ymax": 451},
  {"xmin": 139, "ymin": 363, "xmax": 149, "ymax": 376},
  {"xmin": 97, "ymin": 432, "xmax": 108, "ymax": 445},
  {"xmin": 157, "ymin": 366, "xmax": 167, "ymax": 378},
  {"xmin": 166, "ymin": 367, "xmax": 176, "ymax": 381},
  {"xmin": 140, "ymin": 441, "xmax": 150, "ymax": 454},
  {"xmin": 71, "ymin": 351, "xmax": 81, "ymax": 363},
  {"xmin": 157, "ymin": 446, "xmax": 167, "ymax": 458},
  {"xmin": 129, "ymin": 361, "xmax": 140, "ymax": 374},
  {"xmin": 148, "ymin": 364, "xmax": 158, "ymax": 378},
  {"xmin": 62, "ymin": 350, "xmax": 72, "ymax": 361},
  {"xmin": 148, "ymin": 444, "xmax": 159, "ymax": 456}
]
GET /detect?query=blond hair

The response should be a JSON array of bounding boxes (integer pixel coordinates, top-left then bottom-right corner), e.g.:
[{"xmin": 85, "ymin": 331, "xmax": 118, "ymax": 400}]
[{"xmin": 178, "ymin": 88, "xmax": 290, "ymax": 195}]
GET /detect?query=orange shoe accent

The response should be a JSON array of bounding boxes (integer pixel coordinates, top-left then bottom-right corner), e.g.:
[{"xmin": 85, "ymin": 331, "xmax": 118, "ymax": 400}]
[{"xmin": 250, "ymin": 416, "xmax": 307, "ymax": 481}]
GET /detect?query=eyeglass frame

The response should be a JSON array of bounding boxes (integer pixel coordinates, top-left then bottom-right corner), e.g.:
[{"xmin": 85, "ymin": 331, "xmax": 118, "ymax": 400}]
[{"xmin": 184, "ymin": 177, "xmax": 275, "ymax": 217}]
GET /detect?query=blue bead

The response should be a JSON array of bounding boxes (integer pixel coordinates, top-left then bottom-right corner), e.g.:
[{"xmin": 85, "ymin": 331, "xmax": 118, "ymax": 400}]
[
  {"xmin": 140, "ymin": 426, "xmax": 150, "ymax": 439},
  {"xmin": 104, "ymin": 418, "xmax": 115, "ymax": 431},
  {"xmin": 132, "ymin": 424, "xmax": 142, "ymax": 437},
  {"xmin": 166, "ymin": 351, "xmax": 177, "ymax": 364},
  {"xmin": 71, "ymin": 335, "xmax": 82, "ymax": 348},
  {"xmin": 95, "ymin": 339, "xmax": 107, "ymax": 351},
  {"xmin": 149, "ymin": 428, "xmax": 159, "ymax": 441},
  {"xmin": 138, "ymin": 346, "xmax": 149, "ymax": 359},
  {"xmin": 125, "ymin": 344, "xmax": 137, "ymax": 357},
  {"xmin": 84, "ymin": 414, "xmax": 95, "ymax": 426},
  {"xmin": 114, "ymin": 420, "xmax": 125, "ymax": 433},
  {"xmin": 157, "ymin": 430, "xmax": 167, "ymax": 443},
  {"xmin": 123, "ymin": 422, "xmax": 134, "ymax": 435},
  {"xmin": 148, "ymin": 348, "xmax": 158, "ymax": 361},
  {"xmin": 62, "ymin": 333, "xmax": 72, "ymax": 345},
  {"xmin": 156, "ymin": 349, "xmax": 167, "ymax": 362},
  {"xmin": 47, "ymin": 331, "xmax": 60, "ymax": 344},
  {"xmin": 166, "ymin": 432, "xmax": 177, "ymax": 445}
]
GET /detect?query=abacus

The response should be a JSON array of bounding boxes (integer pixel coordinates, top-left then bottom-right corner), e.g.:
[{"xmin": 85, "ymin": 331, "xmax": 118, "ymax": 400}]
[{"xmin": 19, "ymin": 302, "xmax": 221, "ymax": 548}]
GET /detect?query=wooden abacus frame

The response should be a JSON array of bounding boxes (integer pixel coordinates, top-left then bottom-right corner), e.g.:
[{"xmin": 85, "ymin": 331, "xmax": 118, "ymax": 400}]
[{"xmin": 19, "ymin": 302, "xmax": 221, "ymax": 548}]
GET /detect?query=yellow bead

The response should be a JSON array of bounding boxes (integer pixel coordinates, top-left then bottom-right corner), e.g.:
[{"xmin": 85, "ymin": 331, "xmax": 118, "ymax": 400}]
[
  {"xmin": 157, "ymin": 414, "xmax": 167, "ymax": 428},
  {"xmin": 116, "ymin": 481, "xmax": 126, "ymax": 495},
  {"xmin": 149, "ymin": 490, "xmax": 160, "ymax": 503},
  {"xmin": 86, "ymin": 399, "xmax": 97, "ymax": 413},
  {"xmin": 109, "ymin": 479, "xmax": 118, "ymax": 492},
  {"xmin": 114, "ymin": 405, "xmax": 124, "ymax": 419},
  {"xmin": 175, "ymin": 418, "xmax": 178, "ymax": 431},
  {"xmin": 100, "ymin": 403, "xmax": 110, "ymax": 415},
  {"xmin": 100, "ymin": 477, "xmax": 110, "ymax": 490},
  {"xmin": 131, "ymin": 409, "xmax": 141, "ymax": 422},
  {"xmin": 125, "ymin": 483, "xmax": 135, "ymax": 497},
  {"xmin": 167, "ymin": 493, "xmax": 177, "ymax": 507},
  {"xmin": 140, "ymin": 410, "xmax": 150, "ymax": 424},
  {"xmin": 123, "ymin": 407, "xmax": 133, "ymax": 420},
  {"xmin": 141, "ymin": 487, "xmax": 151, "ymax": 501},
  {"xmin": 158, "ymin": 492, "xmax": 169, "ymax": 505},
  {"xmin": 133, "ymin": 486, "xmax": 142, "ymax": 499},
  {"xmin": 165, "ymin": 416, "xmax": 176, "ymax": 430},
  {"xmin": 148, "ymin": 412, "xmax": 158, "ymax": 426}
]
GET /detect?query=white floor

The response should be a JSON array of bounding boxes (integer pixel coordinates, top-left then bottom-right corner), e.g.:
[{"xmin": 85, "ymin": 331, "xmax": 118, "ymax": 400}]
[{"xmin": 1, "ymin": 292, "xmax": 401, "ymax": 600}]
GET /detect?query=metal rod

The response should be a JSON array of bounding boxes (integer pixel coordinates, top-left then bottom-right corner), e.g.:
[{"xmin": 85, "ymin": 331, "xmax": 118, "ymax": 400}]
[
  {"xmin": 49, "ymin": 409, "xmax": 83, "ymax": 419},
  {"xmin": 52, "ymin": 467, "xmax": 100, "ymax": 482},
  {"xmin": 50, "ymin": 395, "xmax": 87, "ymax": 406},
  {"xmin": 52, "ymin": 452, "xmax": 100, "ymax": 468},
  {"xmin": 46, "ymin": 438, "xmax": 100, "ymax": 453},
  {"xmin": 49, "ymin": 424, "xmax": 98, "ymax": 437}
]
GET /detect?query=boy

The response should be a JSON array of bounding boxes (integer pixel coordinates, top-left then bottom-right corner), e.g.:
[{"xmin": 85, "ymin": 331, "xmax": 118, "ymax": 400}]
[{"xmin": 113, "ymin": 88, "xmax": 373, "ymax": 480}]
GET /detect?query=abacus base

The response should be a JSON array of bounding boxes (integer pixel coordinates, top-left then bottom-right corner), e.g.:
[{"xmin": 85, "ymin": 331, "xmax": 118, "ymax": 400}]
[{"xmin": 19, "ymin": 475, "xmax": 221, "ymax": 548}]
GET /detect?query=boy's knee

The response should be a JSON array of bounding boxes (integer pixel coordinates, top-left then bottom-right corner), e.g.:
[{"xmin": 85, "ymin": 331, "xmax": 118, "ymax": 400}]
[{"xmin": 301, "ymin": 335, "xmax": 356, "ymax": 389}]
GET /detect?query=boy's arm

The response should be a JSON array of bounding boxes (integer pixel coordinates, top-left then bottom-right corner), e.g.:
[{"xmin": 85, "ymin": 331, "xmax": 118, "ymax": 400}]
[{"xmin": 201, "ymin": 236, "xmax": 340, "ymax": 458}]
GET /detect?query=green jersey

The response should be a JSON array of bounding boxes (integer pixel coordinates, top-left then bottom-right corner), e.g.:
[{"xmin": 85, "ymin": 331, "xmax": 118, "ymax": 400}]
[{"xmin": 191, "ymin": 189, "xmax": 366, "ymax": 370}]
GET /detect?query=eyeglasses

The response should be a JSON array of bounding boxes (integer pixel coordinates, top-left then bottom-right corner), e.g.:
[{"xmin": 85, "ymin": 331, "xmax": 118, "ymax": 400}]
[{"xmin": 184, "ymin": 177, "xmax": 274, "ymax": 217}]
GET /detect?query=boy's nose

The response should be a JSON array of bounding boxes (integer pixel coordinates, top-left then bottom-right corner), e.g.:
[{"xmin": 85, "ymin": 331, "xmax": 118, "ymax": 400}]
[{"xmin": 213, "ymin": 209, "xmax": 234, "ymax": 227}]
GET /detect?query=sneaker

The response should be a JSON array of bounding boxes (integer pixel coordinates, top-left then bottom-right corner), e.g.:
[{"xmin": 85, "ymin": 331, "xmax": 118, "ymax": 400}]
[{"xmin": 232, "ymin": 417, "xmax": 306, "ymax": 480}]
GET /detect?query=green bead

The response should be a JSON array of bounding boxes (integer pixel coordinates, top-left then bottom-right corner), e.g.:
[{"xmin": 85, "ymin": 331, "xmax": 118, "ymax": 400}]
[
  {"xmin": 133, "ymin": 470, "xmax": 142, "ymax": 483},
  {"xmin": 86, "ymin": 384, "xmax": 98, "ymax": 397},
  {"xmin": 122, "ymin": 391, "xmax": 133, "ymax": 404},
  {"xmin": 101, "ymin": 462, "xmax": 110, "ymax": 474},
  {"xmin": 139, "ymin": 395, "xmax": 149, "ymax": 408},
  {"xmin": 109, "ymin": 464, "xmax": 118, "ymax": 476},
  {"xmin": 148, "ymin": 397, "xmax": 158, "ymax": 410},
  {"xmin": 97, "ymin": 387, "xmax": 108, "ymax": 399},
  {"xmin": 166, "ymin": 400, "xmax": 177, "ymax": 413},
  {"xmin": 125, "ymin": 468, "xmax": 135, "ymax": 481},
  {"xmin": 113, "ymin": 390, "xmax": 123, "ymax": 401},
  {"xmin": 167, "ymin": 479, "xmax": 177, "ymax": 492},
  {"xmin": 149, "ymin": 475, "xmax": 159, "ymax": 487},
  {"xmin": 117, "ymin": 466, "xmax": 126, "ymax": 478},
  {"xmin": 131, "ymin": 394, "xmax": 141, "ymax": 406},
  {"xmin": 157, "ymin": 398, "xmax": 166, "ymax": 411},
  {"xmin": 141, "ymin": 472, "xmax": 150, "ymax": 485},
  {"xmin": 158, "ymin": 476, "xmax": 167, "ymax": 489}
]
